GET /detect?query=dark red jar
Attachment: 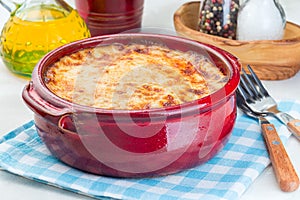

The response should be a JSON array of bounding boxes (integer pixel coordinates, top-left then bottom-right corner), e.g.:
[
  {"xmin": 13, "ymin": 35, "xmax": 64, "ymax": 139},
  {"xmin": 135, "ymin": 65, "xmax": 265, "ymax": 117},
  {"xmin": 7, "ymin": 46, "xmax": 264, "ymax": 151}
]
[
  {"xmin": 75, "ymin": 0, "xmax": 144, "ymax": 36},
  {"xmin": 22, "ymin": 33, "xmax": 240, "ymax": 178}
]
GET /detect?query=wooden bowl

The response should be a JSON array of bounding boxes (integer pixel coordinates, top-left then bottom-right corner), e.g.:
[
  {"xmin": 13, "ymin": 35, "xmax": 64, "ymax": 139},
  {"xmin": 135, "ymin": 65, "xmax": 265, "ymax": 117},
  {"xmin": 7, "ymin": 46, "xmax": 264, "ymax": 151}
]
[{"xmin": 174, "ymin": 1, "xmax": 300, "ymax": 80}]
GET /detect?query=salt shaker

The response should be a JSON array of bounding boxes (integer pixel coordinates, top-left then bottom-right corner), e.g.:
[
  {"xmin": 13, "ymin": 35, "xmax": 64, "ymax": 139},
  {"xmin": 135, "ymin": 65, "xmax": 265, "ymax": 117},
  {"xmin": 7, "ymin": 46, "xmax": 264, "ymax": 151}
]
[
  {"xmin": 237, "ymin": 0, "xmax": 286, "ymax": 41},
  {"xmin": 198, "ymin": 0, "xmax": 240, "ymax": 39}
]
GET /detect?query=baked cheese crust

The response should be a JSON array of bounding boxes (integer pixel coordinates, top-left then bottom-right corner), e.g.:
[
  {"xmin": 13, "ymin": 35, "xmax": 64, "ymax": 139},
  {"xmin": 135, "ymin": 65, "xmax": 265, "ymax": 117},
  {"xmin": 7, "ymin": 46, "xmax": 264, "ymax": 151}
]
[{"xmin": 44, "ymin": 43, "xmax": 228, "ymax": 110}]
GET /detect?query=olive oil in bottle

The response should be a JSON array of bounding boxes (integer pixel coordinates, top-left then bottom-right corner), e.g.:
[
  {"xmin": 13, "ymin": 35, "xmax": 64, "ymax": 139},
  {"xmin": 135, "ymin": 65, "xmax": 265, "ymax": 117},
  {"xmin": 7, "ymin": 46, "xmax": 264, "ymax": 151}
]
[{"xmin": 0, "ymin": 0, "xmax": 90, "ymax": 77}]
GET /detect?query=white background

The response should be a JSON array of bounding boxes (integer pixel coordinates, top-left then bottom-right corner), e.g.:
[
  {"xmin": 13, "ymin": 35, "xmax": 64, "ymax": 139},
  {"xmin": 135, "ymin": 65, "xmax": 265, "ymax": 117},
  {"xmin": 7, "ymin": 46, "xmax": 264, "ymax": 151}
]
[{"xmin": 0, "ymin": 0, "xmax": 300, "ymax": 199}]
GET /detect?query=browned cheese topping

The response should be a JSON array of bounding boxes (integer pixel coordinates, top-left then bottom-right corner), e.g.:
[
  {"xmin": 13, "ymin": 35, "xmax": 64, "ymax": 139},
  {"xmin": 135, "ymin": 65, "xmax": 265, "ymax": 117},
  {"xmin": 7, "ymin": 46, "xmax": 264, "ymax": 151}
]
[{"xmin": 44, "ymin": 43, "xmax": 228, "ymax": 109}]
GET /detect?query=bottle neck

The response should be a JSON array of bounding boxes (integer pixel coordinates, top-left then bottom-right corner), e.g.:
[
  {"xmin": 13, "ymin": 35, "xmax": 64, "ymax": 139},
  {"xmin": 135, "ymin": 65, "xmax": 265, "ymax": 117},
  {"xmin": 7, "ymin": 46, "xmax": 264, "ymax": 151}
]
[
  {"xmin": 0, "ymin": 0, "xmax": 20, "ymax": 13},
  {"xmin": 19, "ymin": 0, "xmax": 72, "ymax": 12},
  {"xmin": 0, "ymin": 0, "xmax": 72, "ymax": 13},
  {"xmin": 14, "ymin": 0, "xmax": 73, "ymax": 21}
]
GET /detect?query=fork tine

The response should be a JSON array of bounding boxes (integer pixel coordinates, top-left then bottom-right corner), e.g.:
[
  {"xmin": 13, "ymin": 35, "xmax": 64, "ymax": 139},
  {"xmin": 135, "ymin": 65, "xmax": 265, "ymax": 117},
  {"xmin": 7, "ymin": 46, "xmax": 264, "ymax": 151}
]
[
  {"xmin": 241, "ymin": 67, "xmax": 261, "ymax": 99},
  {"xmin": 239, "ymin": 71, "xmax": 251, "ymax": 95},
  {"xmin": 237, "ymin": 85, "xmax": 247, "ymax": 100},
  {"xmin": 238, "ymin": 69, "xmax": 257, "ymax": 103},
  {"xmin": 246, "ymin": 65, "xmax": 270, "ymax": 97}
]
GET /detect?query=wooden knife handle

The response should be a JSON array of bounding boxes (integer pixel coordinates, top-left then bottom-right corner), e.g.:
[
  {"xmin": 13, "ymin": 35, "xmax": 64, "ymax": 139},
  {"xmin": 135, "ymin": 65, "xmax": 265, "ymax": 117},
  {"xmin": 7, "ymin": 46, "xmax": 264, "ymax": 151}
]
[
  {"xmin": 287, "ymin": 119, "xmax": 300, "ymax": 140},
  {"xmin": 261, "ymin": 123, "xmax": 299, "ymax": 192}
]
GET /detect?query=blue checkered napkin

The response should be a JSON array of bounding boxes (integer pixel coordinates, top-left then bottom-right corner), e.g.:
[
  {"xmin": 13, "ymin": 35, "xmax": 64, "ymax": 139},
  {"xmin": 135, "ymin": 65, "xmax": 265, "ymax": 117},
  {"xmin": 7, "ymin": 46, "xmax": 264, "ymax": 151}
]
[{"xmin": 0, "ymin": 101, "xmax": 299, "ymax": 200}]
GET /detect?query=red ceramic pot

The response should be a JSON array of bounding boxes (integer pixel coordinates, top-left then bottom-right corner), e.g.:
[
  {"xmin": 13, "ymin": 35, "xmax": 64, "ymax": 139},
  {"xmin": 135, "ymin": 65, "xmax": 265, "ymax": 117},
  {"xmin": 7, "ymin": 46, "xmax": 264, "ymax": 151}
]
[{"xmin": 22, "ymin": 33, "xmax": 240, "ymax": 178}]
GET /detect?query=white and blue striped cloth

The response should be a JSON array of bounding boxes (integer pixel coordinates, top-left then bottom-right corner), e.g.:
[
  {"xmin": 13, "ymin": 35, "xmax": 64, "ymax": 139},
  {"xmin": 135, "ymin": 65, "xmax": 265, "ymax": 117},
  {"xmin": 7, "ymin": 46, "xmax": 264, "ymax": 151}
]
[{"xmin": 0, "ymin": 101, "xmax": 299, "ymax": 200}]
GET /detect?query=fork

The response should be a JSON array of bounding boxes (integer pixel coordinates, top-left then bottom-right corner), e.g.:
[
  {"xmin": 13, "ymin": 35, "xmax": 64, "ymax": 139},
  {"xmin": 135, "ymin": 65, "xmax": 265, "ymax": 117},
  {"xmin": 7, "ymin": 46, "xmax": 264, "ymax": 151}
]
[
  {"xmin": 237, "ymin": 86, "xmax": 300, "ymax": 192},
  {"xmin": 239, "ymin": 65, "xmax": 300, "ymax": 140}
]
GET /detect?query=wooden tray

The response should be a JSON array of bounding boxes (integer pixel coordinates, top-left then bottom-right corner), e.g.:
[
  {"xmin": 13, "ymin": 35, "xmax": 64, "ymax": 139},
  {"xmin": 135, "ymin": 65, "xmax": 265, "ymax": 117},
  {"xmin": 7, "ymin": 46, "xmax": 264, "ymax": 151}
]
[{"xmin": 173, "ymin": 1, "xmax": 300, "ymax": 80}]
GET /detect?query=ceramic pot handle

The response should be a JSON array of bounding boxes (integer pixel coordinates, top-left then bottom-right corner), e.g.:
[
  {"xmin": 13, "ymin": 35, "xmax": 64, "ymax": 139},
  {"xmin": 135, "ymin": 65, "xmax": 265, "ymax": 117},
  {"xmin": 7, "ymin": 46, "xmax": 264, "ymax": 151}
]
[
  {"xmin": 22, "ymin": 81, "xmax": 70, "ymax": 117},
  {"xmin": 58, "ymin": 113, "xmax": 78, "ymax": 135}
]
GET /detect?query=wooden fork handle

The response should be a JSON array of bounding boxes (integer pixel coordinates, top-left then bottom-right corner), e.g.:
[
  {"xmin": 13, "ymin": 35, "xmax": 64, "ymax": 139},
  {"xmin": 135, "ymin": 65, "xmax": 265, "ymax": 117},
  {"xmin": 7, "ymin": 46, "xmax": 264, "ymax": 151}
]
[
  {"xmin": 261, "ymin": 123, "xmax": 300, "ymax": 192},
  {"xmin": 287, "ymin": 119, "xmax": 300, "ymax": 140}
]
